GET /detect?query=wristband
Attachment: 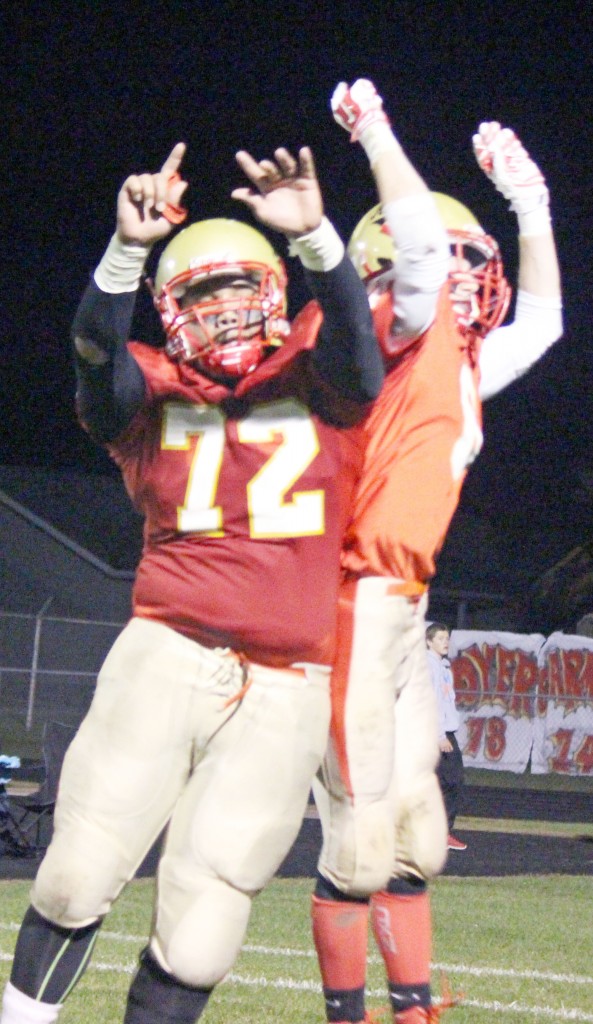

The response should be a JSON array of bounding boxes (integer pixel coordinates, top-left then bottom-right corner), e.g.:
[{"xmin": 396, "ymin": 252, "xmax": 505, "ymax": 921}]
[
  {"xmin": 94, "ymin": 234, "xmax": 151, "ymax": 293},
  {"xmin": 516, "ymin": 203, "xmax": 552, "ymax": 238},
  {"xmin": 288, "ymin": 217, "xmax": 345, "ymax": 272}
]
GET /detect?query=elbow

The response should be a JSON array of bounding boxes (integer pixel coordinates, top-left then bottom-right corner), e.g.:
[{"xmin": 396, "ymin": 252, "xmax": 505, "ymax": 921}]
[{"xmin": 73, "ymin": 334, "xmax": 111, "ymax": 366}]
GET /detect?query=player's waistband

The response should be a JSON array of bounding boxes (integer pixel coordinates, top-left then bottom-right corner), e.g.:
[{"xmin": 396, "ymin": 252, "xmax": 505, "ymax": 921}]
[
  {"xmin": 343, "ymin": 572, "xmax": 428, "ymax": 599},
  {"xmin": 130, "ymin": 616, "xmax": 330, "ymax": 685},
  {"xmin": 385, "ymin": 580, "xmax": 427, "ymax": 598}
]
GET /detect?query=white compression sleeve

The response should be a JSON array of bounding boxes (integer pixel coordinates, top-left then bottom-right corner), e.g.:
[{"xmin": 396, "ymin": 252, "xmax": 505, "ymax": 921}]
[
  {"xmin": 381, "ymin": 193, "xmax": 449, "ymax": 342},
  {"xmin": 288, "ymin": 217, "xmax": 345, "ymax": 272},
  {"xmin": 94, "ymin": 234, "xmax": 151, "ymax": 293},
  {"xmin": 479, "ymin": 289, "xmax": 563, "ymax": 400}
]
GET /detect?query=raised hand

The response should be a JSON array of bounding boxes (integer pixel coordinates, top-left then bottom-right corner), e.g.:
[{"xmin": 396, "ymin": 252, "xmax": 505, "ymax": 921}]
[
  {"xmin": 232, "ymin": 147, "xmax": 323, "ymax": 237},
  {"xmin": 331, "ymin": 79, "xmax": 390, "ymax": 142},
  {"xmin": 472, "ymin": 122, "xmax": 549, "ymax": 215},
  {"xmin": 116, "ymin": 142, "xmax": 189, "ymax": 246}
]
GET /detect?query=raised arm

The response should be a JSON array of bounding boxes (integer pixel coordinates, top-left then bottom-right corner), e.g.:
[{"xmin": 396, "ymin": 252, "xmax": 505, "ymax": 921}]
[
  {"xmin": 473, "ymin": 123, "xmax": 563, "ymax": 400},
  {"xmin": 72, "ymin": 145, "xmax": 188, "ymax": 440},
  {"xmin": 232, "ymin": 146, "xmax": 383, "ymax": 406},
  {"xmin": 331, "ymin": 79, "xmax": 449, "ymax": 340}
]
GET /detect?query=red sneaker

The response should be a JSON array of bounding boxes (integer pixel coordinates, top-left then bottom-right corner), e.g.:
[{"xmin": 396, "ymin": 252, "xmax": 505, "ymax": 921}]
[{"xmin": 447, "ymin": 834, "xmax": 467, "ymax": 850}]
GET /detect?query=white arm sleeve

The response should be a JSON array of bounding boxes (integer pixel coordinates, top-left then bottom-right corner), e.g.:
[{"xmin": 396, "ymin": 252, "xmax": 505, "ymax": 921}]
[
  {"xmin": 382, "ymin": 193, "xmax": 450, "ymax": 342},
  {"xmin": 478, "ymin": 289, "xmax": 563, "ymax": 400},
  {"xmin": 94, "ymin": 233, "xmax": 151, "ymax": 293},
  {"xmin": 287, "ymin": 217, "xmax": 345, "ymax": 271}
]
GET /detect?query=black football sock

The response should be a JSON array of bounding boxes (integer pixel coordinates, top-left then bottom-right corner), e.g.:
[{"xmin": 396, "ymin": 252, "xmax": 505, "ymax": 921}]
[
  {"xmin": 123, "ymin": 948, "xmax": 212, "ymax": 1024},
  {"xmin": 10, "ymin": 905, "xmax": 102, "ymax": 1003}
]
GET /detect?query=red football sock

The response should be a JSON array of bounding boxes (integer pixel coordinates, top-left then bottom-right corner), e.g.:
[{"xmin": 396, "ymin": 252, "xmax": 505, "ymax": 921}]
[
  {"xmin": 311, "ymin": 895, "xmax": 368, "ymax": 1022},
  {"xmin": 370, "ymin": 887, "xmax": 432, "ymax": 1023}
]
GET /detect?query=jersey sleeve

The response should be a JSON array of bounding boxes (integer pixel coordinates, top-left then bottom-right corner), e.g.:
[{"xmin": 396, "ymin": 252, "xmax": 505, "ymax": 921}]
[{"xmin": 72, "ymin": 279, "xmax": 147, "ymax": 442}]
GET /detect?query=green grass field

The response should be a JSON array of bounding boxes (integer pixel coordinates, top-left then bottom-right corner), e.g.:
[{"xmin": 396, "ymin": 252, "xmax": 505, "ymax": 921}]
[{"xmin": 1, "ymin": 874, "xmax": 592, "ymax": 1024}]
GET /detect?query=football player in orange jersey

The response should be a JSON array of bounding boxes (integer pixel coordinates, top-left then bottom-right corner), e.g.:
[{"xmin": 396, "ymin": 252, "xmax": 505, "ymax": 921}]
[
  {"xmin": 311, "ymin": 80, "xmax": 562, "ymax": 1024},
  {"xmin": 0, "ymin": 144, "xmax": 384, "ymax": 1024}
]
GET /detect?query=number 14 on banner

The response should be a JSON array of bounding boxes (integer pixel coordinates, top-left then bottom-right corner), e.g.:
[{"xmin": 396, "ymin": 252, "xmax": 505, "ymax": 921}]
[{"xmin": 548, "ymin": 730, "xmax": 593, "ymax": 774}]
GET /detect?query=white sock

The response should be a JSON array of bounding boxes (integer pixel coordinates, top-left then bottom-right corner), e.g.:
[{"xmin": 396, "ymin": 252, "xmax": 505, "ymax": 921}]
[{"xmin": 1, "ymin": 983, "xmax": 62, "ymax": 1024}]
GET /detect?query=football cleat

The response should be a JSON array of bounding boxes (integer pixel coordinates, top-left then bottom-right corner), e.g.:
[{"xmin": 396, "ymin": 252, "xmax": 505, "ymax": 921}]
[{"xmin": 395, "ymin": 973, "xmax": 463, "ymax": 1022}]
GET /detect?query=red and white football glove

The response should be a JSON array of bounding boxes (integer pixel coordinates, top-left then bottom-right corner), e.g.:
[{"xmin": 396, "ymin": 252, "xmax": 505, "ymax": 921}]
[
  {"xmin": 331, "ymin": 79, "xmax": 391, "ymax": 142},
  {"xmin": 331, "ymin": 79, "xmax": 400, "ymax": 166},
  {"xmin": 473, "ymin": 121, "xmax": 550, "ymax": 233}
]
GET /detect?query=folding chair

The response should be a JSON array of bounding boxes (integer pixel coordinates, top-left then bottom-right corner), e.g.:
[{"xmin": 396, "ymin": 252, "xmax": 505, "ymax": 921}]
[
  {"xmin": 4, "ymin": 721, "xmax": 77, "ymax": 857},
  {"xmin": 1, "ymin": 755, "xmax": 33, "ymax": 858}
]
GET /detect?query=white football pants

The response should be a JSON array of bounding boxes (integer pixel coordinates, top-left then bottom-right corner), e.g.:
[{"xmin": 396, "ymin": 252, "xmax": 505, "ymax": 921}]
[
  {"xmin": 32, "ymin": 617, "xmax": 330, "ymax": 987},
  {"xmin": 314, "ymin": 578, "xmax": 447, "ymax": 897}
]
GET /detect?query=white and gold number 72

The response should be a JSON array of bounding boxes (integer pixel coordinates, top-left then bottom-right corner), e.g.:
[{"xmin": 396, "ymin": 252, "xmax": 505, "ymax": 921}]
[{"xmin": 162, "ymin": 399, "xmax": 325, "ymax": 538}]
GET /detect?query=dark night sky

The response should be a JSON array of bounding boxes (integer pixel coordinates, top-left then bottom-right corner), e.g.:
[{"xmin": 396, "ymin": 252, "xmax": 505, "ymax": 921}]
[{"xmin": 1, "ymin": 1, "xmax": 592, "ymax": 593}]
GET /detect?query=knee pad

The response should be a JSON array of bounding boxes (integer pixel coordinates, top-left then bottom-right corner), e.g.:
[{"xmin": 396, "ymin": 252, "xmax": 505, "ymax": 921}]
[
  {"xmin": 393, "ymin": 772, "xmax": 448, "ymax": 880},
  {"xmin": 318, "ymin": 798, "xmax": 395, "ymax": 898},
  {"xmin": 151, "ymin": 868, "xmax": 252, "ymax": 988},
  {"xmin": 32, "ymin": 834, "xmax": 127, "ymax": 928}
]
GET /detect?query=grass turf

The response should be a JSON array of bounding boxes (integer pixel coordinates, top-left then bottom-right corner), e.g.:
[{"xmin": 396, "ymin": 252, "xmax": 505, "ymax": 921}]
[{"xmin": 1, "ymin": 875, "xmax": 592, "ymax": 1024}]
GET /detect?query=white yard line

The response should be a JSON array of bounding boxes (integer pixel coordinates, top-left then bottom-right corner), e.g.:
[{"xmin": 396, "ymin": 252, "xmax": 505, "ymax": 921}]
[
  {"xmin": 2, "ymin": 954, "xmax": 591, "ymax": 1021},
  {"xmin": 2, "ymin": 924, "xmax": 593, "ymax": 988}
]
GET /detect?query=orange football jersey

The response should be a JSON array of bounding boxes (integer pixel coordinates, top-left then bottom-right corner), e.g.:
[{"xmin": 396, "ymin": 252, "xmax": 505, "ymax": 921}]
[{"xmin": 342, "ymin": 286, "xmax": 483, "ymax": 583}]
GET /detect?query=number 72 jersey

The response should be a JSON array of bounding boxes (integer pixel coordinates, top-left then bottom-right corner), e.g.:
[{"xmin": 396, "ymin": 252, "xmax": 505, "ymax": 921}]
[{"xmin": 109, "ymin": 343, "xmax": 365, "ymax": 668}]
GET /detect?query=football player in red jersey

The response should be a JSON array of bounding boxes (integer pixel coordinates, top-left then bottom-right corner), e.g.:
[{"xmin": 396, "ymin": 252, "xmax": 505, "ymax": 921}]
[
  {"xmin": 311, "ymin": 81, "xmax": 563, "ymax": 1024},
  {"xmin": 0, "ymin": 143, "xmax": 383, "ymax": 1024}
]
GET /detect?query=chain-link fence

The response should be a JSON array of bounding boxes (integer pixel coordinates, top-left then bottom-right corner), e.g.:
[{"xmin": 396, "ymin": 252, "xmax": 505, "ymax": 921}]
[
  {"xmin": 2, "ymin": 601, "xmax": 502, "ymax": 745},
  {"xmin": 3, "ymin": 611, "xmax": 593, "ymax": 776},
  {"xmin": 0, "ymin": 611, "xmax": 124, "ymax": 757}
]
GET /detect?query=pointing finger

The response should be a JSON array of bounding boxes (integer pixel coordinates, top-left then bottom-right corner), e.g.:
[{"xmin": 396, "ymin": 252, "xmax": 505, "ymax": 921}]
[{"xmin": 160, "ymin": 142, "xmax": 187, "ymax": 177}]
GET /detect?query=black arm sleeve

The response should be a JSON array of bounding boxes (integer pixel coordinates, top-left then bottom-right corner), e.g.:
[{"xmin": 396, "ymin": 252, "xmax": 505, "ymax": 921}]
[
  {"xmin": 71, "ymin": 279, "xmax": 147, "ymax": 443},
  {"xmin": 305, "ymin": 255, "xmax": 384, "ymax": 404}
]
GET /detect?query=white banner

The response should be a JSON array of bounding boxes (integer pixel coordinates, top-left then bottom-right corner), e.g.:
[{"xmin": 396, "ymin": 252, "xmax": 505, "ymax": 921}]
[
  {"xmin": 531, "ymin": 631, "xmax": 593, "ymax": 775},
  {"xmin": 449, "ymin": 630, "xmax": 545, "ymax": 773}
]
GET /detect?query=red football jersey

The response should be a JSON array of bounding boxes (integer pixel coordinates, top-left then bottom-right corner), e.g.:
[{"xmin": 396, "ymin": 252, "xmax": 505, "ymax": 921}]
[
  {"xmin": 342, "ymin": 287, "xmax": 483, "ymax": 583},
  {"xmin": 108, "ymin": 306, "xmax": 365, "ymax": 667}
]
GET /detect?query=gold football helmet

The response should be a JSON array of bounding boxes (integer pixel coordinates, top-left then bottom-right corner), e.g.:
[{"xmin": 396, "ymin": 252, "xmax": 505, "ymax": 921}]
[
  {"xmin": 154, "ymin": 219, "xmax": 289, "ymax": 378},
  {"xmin": 348, "ymin": 193, "xmax": 511, "ymax": 338}
]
